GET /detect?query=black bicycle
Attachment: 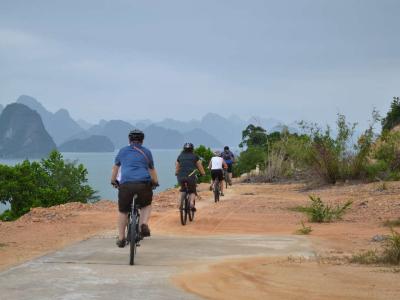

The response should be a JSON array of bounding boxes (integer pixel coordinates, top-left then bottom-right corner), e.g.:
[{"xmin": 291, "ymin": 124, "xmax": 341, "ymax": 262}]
[
  {"xmin": 213, "ymin": 177, "xmax": 220, "ymax": 203},
  {"xmin": 126, "ymin": 194, "xmax": 141, "ymax": 265}
]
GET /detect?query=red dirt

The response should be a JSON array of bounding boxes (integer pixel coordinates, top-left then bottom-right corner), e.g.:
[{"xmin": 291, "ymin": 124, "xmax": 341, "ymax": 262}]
[{"xmin": 1, "ymin": 181, "xmax": 400, "ymax": 299}]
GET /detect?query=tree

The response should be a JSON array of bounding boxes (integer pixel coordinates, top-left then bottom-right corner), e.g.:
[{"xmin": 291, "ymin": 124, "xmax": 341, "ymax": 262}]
[
  {"xmin": 239, "ymin": 124, "xmax": 268, "ymax": 148},
  {"xmin": 0, "ymin": 150, "xmax": 98, "ymax": 220},
  {"xmin": 194, "ymin": 145, "xmax": 213, "ymax": 183},
  {"xmin": 382, "ymin": 97, "xmax": 400, "ymax": 132}
]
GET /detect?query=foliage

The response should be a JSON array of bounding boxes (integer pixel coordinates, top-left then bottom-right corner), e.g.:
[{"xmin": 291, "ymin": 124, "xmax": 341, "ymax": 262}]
[
  {"xmin": 295, "ymin": 221, "xmax": 312, "ymax": 235},
  {"xmin": 194, "ymin": 145, "xmax": 213, "ymax": 183},
  {"xmin": 299, "ymin": 112, "xmax": 378, "ymax": 183},
  {"xmin": 235, "ymin": 147, "xmax": 266, "ymax": 175},
  {"xmin": 382, "ymin": 97, "xmax": 400, "ymax": 132},
  {"xmin": 296, "ymin": 195, "xmax": 352, "ymax": 223},
  {"xmin": 369, "ymin": 131, "xmax": 400, "ymax": 180},
  {"xmin": 351, "ymin": 229, "xmax": 400, "ymax": 265},
  {"xmin": 239, "ymin": 124, "xmax": 268, "ymax": 149},
  {"xmin": 382, "ymin": 228, "xmax": 400, "ymax": 264},
  {"xmin": 0, "ymin": 150, "xmax": 98, "ymax": 221},
  {"xmin": 350, "ymin": 250, "xmax": 380, "ymax": 264}
]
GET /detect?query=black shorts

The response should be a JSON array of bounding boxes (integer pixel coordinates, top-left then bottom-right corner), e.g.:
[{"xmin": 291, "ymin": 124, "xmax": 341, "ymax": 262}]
[
  {"xmin": 118, "ymin": 182, "xmax": 153, "ymax": 213},
  {"xmin": 211, "ymin": 169, "xmax": 224, "ymax": 181},
  {"xmin": 178, "ymin": 176, "xmax": 197, "ymax": 194},
  {"xmin": 226, "ymin": 163, "xmax": 233, "ymax": 173}
]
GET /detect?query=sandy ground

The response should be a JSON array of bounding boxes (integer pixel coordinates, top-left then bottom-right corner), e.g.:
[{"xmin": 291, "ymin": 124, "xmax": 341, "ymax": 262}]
[{"xmin": 1, "ymin": 181, "xmax": 400, "ymax": 299}]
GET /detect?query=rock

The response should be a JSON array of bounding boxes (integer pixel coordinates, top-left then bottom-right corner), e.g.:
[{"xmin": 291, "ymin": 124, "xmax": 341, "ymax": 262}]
[{"xmin": 371, "ymin": 235, "xmax": 389, "ymax": 242}]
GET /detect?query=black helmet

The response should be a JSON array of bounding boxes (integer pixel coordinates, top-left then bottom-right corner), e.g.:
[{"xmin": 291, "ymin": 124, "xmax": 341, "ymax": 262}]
[
  {"xmin": 183, "ymin": 142, "xmax": 194, "ymax": 151},
  {"xmin": 129, "ymin": 129, "xmax": 144, "ymax": 142},
  {"xmin": 224, "ymin": 146, "xmax": 230, "ymax": 151}
]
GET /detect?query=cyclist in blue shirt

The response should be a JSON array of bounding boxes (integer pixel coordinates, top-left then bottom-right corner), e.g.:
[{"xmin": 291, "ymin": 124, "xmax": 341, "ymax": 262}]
[
  {"xmin": 221, "ymin": 146, "xmax": 235, "ymax": 185},
  {"xmin": 111, "ymin": 129, "xmax": 159, "ymax": 248}
]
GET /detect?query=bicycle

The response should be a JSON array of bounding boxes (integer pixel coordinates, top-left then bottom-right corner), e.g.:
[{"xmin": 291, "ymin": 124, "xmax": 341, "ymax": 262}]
[
  {"xmin": 126, "ymin": 194, "xmax": 141, "ymax": 265},
  {"xmin": 223, "ymin": 168, "xmax": 230, "ymax": 189},
  {"xmin": 179, "ymin": 170, "xmax": 198, "ymax": 225}
]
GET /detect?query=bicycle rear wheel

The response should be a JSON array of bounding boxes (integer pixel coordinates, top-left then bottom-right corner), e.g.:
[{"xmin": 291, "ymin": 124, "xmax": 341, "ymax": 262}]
[
  {"xmin": 129, "ymin": 212, "xmax": 137, "ymax": 265},
  {"xmin": 180, "ymin": 193, "xmax": 187, "ymax": 225}
]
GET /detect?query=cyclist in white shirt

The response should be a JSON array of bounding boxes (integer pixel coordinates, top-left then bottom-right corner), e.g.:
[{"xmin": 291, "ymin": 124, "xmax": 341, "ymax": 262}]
[{"xmin": 209, "ymin": 150, "xmax": 228, "ymax": 196}]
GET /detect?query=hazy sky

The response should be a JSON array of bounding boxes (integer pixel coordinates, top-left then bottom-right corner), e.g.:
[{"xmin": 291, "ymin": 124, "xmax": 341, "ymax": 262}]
[{"xmin": 0, "ymin": 0, "xmax": 398, "ymax": 127}]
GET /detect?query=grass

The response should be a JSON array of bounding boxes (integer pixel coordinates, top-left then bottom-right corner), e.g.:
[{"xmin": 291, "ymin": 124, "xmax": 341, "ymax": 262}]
[
  {"xmin": 383, "ymin": 218, "xmax": 400, "ymax": 227},
  {"xmin": 295, "ymin": 221, "xmax": 312, "ymax": 235},
  {"xmin": 350, "ymin": 250, "xmax": 379, "ymax": 264},
  {"xmin": 376, "ymin": 181, "xmax": 388, "ymax": 192},
  {"xmin": 351, "ymin": 229, "xmax": 400, "ymax": 265},
  {"xmin": 294, "ymin": 195, "xmax": 352, "ymax": 223}
]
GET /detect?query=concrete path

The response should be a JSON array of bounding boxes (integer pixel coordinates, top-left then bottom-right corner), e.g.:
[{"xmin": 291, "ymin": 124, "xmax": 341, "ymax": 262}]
[{"xmin": 0, "ymin": 234, "xmax": 314, "ymax": 300}]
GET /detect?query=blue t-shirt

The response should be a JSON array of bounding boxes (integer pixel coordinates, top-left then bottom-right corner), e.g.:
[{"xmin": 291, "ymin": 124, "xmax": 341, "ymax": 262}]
[{"xmin": 114, "ymin": 143, "xmax": 154, "ymax": 184}]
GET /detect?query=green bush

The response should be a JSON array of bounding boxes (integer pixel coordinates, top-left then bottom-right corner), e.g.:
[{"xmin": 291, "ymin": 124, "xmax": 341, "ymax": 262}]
[
  {"xmin": 0, "ymin": 150, "xmax": 98, "ymax": 220},
  {"xmin": 297, "ymin": 195, "xmax": 352, "ymax": 223},
  {"xmin": 351, "ymin": 229, "xmax": 400, "ymax": 265},
  {"xmin": 382, "ymin": 97, "xmax": 400, "ymax": 132},
  {"xmin": 194, "ymin": 145, "xmax": 213, "ymax": 183},
  {"xmin": 235, "ymin": 147, "xmax": 266, "ymax": 175}
]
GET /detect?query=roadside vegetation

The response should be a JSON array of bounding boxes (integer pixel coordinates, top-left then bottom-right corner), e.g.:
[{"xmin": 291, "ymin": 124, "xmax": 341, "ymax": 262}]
[
  {"xmin": 292, "ymin": 195, "xmax": 352, "ymax": 223},
  {"xmin": 351, "ymin": 228, "xmax": 400, "ymax": 265},
  {"xmin": 235, "ymin": 96, "xmax": 400, "ymax": 184},
  {"xmin": 295, "ymin": 221, "xmax": 312, "ymax": 235},
  {"xmin": 0, "ymin": 150, "xmax": 98, "ymax": 221}
]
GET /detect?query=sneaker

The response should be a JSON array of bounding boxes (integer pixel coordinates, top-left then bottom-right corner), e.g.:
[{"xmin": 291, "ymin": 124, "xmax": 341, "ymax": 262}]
[
  {"xmin": 141, "ymin": 224, "xmax": 151, "ymax": 237},
  {"xmin": 116, "ymin": 238, "xmax": 126, "ymax": 248},
  {"xmin": 191, "ymin": 206, "xmax": 197, "ymax": 212}
]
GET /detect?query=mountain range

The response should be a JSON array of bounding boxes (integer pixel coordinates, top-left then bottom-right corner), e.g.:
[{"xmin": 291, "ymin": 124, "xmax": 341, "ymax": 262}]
[{"xmin": 1, "ymin": 95, "xmax": 289, "ymax": 152}]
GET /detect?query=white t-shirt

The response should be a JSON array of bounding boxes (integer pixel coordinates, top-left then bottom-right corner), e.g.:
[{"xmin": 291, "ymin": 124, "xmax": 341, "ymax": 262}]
[{"xmin": 210, "ymin": 156, "xmax": 224, "ymax": 170}]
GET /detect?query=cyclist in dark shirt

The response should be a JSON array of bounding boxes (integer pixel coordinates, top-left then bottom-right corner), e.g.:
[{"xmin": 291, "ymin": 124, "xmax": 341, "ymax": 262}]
[
  {"xmin": 221, "ymin": 146, "xmax": 235, "ymax": 185},
  {"xmin": 175, "ymin": 143, "xmax": 206, "ymax": 211}
]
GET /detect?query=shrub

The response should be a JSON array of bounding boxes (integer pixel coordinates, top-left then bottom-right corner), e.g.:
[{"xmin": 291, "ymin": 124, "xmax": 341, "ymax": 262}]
[
  {"xmin": 295, "ymin": 221, "xmax": 312, "ymax": 235},
  {"xmin": 297, "ymin": 195, "xmax": 352, "ymax": 223},
  {"xmin": 351, "ymin": 229, "xmax": 400, "ymax": 265},
  {"xmin": 382, "ymin": 96, "xmax": 400, "ymax": 132},
  {"xmin": 194, "ymin": 145, "xmax": 213, "ymax": 183},
  {"xmin": 0, "ymin": 150, "xmax": 98, "ymax": 220},
  {"xmin": 382, "ymin": 228, "xmax": 400, "ymax": 264},
  {"xmin": 235, "ymin": 147, "xmax": 266, "ymax": 175}
]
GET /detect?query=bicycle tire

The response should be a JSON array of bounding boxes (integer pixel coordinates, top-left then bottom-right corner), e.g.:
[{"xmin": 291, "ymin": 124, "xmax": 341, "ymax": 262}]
[
  {"xmin": 129, "ymin": 212, "xmax": 137, "ymax": 265},
  {"xmin": 188, "ymin": 197, "xmax": 195, "ymax": 222},
  {"xmin": 180, "ymin": 193, "xmax": 187, "ymax": 225}
]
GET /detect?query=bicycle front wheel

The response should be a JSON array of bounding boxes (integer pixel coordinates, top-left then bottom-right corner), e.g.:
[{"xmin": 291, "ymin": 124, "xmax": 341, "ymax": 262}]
[{"xmin": 129, "ymin": 213, "xmax": 137, "ymax": 265}]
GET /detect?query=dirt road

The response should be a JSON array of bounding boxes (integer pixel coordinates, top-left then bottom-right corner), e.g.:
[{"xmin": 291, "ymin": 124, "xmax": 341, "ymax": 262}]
[{"xmin": 1, "ymin": 181, "xmax": 400, "ymax": 299}]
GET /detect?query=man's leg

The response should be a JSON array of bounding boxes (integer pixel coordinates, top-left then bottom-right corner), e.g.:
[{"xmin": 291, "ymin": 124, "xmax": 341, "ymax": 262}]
[
  {"xmin": 140, "ymin": 205, "xmax": 152, "ymax": 226},
  {"xmin": 118, "ymin": 212, "xmax": 128, "ymax": 241}
]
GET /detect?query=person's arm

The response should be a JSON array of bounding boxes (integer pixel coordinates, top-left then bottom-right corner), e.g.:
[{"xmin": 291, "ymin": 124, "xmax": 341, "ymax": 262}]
[
  {"xmin": 175, "ymin": 161, "xmax": 180, "ymax": 176},
  {"xmin": 111, "ymin": 165, "xmax": 120, "ymax": 183},
  {"xmin": 222, "ymin": 159, "xmax": 228, "ymax": 170},
  {"xmin": 208, "ymin": 158, "xmax": 212, "ymax": 170},
  {"xmin": 197, "ymin": 160, "xmax": 206, "ymax": 176},
  {"xmin": 149, "ymin": 168, "xmax": 159, "ymax": 185}
]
